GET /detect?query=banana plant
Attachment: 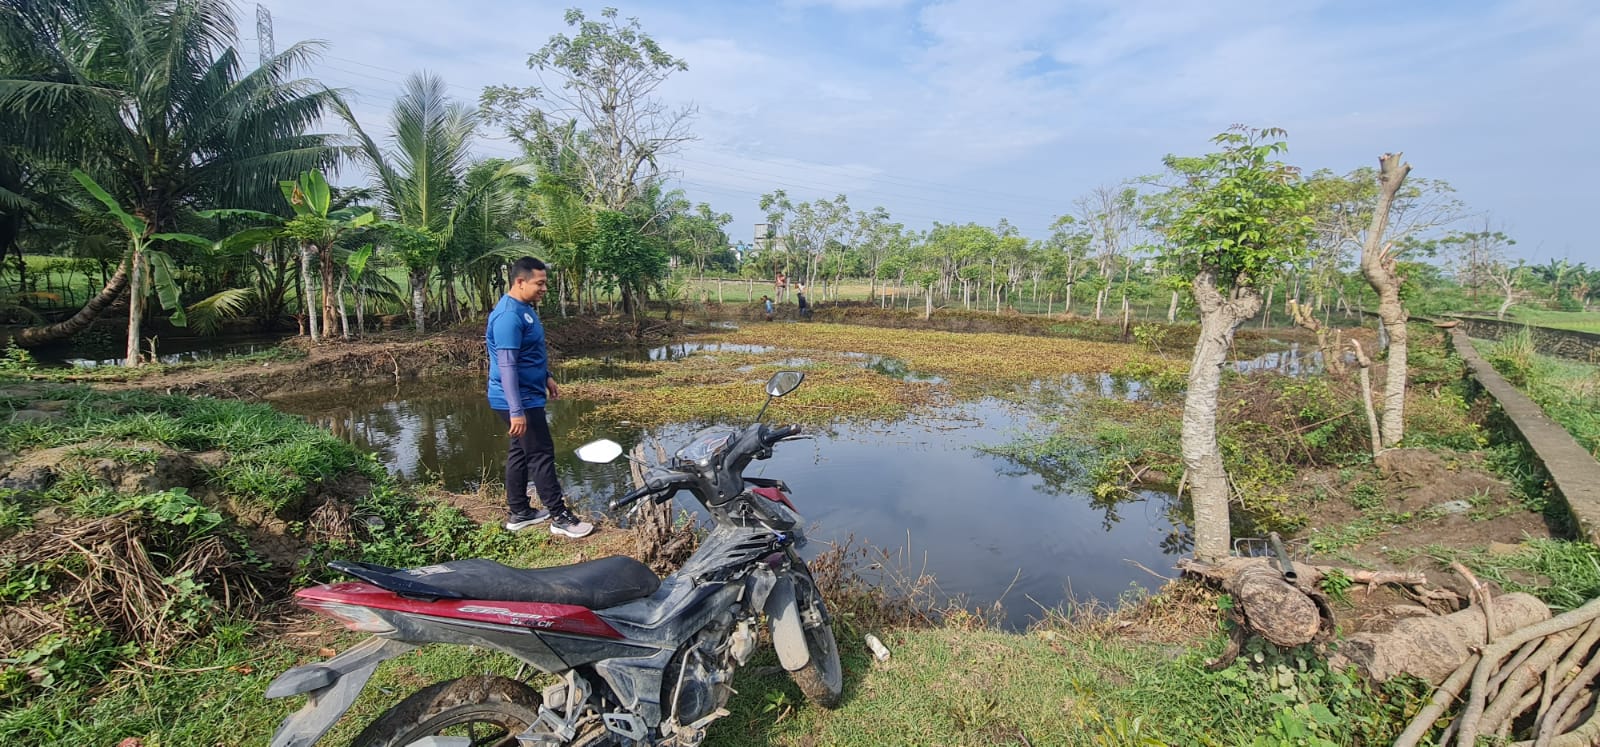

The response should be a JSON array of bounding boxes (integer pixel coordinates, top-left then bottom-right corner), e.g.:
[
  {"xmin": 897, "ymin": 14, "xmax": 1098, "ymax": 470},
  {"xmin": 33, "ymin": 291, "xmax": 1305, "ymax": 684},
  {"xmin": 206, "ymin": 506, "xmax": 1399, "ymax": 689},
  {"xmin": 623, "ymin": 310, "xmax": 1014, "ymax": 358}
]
[
  {"xmin": 71, "ymin": 170, "xmax": 213, "ymax": 367},
  {"xmin": 281, "ymin": 171, "xmax": 376, "ymax": 341}
]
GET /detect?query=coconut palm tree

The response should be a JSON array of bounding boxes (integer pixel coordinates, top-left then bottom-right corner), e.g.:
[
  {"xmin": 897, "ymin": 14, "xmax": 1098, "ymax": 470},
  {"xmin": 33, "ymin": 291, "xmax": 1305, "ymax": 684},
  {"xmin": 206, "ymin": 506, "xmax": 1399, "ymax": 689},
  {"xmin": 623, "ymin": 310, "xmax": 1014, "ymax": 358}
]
[
  {"xmin": 0, "ymin": 0, "xmax": 341, "ymax": 345},
  {"xmin": 338, "ymin": 72, "xmax": 530, "ymax": 332}
]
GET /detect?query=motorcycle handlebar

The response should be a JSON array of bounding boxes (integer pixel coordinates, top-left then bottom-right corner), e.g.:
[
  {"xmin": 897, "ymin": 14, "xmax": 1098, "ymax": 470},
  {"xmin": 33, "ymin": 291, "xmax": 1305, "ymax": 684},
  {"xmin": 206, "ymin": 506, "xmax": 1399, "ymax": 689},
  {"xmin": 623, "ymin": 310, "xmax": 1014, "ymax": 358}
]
[
  {"xmin": 610, "ymin": 425, "xmax": 801, "ymax": 510},
  {"xmin": 762, "ymin": 423, "xmax": 802, "ymax": 444}
]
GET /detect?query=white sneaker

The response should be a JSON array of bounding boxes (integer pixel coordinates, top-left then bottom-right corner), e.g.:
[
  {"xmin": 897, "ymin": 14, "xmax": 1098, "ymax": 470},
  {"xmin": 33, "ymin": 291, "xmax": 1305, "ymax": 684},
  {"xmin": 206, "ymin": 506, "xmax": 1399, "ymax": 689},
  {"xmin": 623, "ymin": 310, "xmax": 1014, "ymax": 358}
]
[
  {"xmin": 503, "ymin": 509, "xmax": 551, "ymax": 532},
  {"xmin": 550, "ymin": 512, "xmax": 595, "ymax": 539}
]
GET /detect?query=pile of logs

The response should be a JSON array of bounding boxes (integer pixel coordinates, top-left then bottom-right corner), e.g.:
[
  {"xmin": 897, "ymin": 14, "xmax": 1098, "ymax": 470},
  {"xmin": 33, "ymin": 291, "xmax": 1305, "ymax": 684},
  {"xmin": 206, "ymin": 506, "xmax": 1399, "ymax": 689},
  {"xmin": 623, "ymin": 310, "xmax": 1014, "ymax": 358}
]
[
  {"xmin": 1180, "ymin": 553, "xmax": 1600, "ymax": 745},
  {"xmin": 1394, "ymin": 596, "xmax": 1600, "ymax": 747}
]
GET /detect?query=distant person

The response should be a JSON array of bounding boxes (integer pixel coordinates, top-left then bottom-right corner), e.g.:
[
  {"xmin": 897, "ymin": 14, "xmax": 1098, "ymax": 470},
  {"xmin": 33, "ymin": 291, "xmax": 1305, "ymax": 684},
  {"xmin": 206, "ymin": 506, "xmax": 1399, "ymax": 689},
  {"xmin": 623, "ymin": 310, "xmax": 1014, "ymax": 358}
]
[
  {"xmin": 775, "ymin": 271, "xmax": 788, "ymax": 302},
  {"xmin": 761, "ymin": 295, "xmax": 774, "ymax": 321},
  {"xmin": 796, "ymin": 283, "xmax": 811, "ymax": 319},
  {"xmin": 486, "ymin": 256, "xmax": 594, "ymax": 539}
]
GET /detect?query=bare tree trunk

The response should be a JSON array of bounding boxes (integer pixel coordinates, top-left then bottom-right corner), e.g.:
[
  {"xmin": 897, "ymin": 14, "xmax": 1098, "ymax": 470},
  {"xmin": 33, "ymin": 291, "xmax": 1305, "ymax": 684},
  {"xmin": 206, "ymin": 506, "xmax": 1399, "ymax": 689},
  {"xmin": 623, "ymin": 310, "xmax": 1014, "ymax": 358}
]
[
  {"xmin": 125, "ymin": 249, "xmax": 145, "ymax": 367},
  {"xmin": 356, "ymin": 288, "xmax": 366, "ymax": 338},
  {"xmin": 1168, "ymin": 289, "xmax": 1180, "ymax": 322},
  {"xmin": 1261, "ymin": 284, "xmax": 1275, "ymax": 329},
  {"xmin": 410, "ymin": 269, "xmax": 428, "ymax": 334},
  {"xmin": 1289, "ymin": 300, "xmax": 1345, "ymax": 375},
  {"xmin": 300, "ymin": 244, "xmax": 319, "ymax": 342},
  {"xmin": 924, "ymin": 284, "xmax": 933, "ymax": 320},
  {"xmin": 1495, "ymin": 280, "xmax": 1515, "ymax": 320},
  {"xmin": 1351, "ymin": 340, "xmax": 1381, "ymax": 460},
  {"xmin": 336, "ymin": 276, "xmax": 351, "ymax": 340},
  {"xmin": 320, "ymin": 246, "xmax": 336, "ymax": 338},
  {"xmin": 13, "ymin": 261, "xmax": 129, "ymax": 346},
  {"xmin": 1358, "ymin": 153, "xmax": 1413, "ymax": 448},
  {"xmin": 1094, "ymin": 288, "xmax": 1106, "ymax": 319},
  {"xmin": 1184, "ymin": 270, "xmax": 1263, "ymax": 563}
]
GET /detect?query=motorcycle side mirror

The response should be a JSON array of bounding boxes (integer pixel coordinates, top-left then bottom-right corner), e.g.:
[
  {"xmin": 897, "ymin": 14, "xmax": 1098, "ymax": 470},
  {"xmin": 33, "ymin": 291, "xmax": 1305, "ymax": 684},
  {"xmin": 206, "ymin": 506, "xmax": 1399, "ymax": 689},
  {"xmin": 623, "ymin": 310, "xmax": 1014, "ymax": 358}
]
[
  {"xmin": 766, "ymin": 370, "xmax": 804, "ymax": 398},
  {"xmin": 574, "ymin": 439, "xmax": 625, "ymax": 464}
]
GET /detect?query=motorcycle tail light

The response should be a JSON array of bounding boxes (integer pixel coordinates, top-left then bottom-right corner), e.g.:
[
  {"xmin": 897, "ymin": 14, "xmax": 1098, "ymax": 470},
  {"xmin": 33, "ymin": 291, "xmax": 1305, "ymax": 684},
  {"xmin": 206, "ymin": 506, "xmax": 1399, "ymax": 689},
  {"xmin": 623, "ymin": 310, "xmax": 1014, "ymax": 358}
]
[
  {"xmin": 752, "ymin": 486, "xmax": 796, "ymax": 511},
  {"xmin": 298, "ymin": 598, "xmax": 398, "ymax": 634}
]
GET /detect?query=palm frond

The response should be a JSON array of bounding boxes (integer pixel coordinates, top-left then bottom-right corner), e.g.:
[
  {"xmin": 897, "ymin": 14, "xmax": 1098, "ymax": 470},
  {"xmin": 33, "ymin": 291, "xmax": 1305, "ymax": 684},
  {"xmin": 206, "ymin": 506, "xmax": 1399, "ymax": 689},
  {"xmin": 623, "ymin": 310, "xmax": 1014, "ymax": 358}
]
[{"xmin": 184, "ymin": 286, "xmax": 254, "ymax": 336}]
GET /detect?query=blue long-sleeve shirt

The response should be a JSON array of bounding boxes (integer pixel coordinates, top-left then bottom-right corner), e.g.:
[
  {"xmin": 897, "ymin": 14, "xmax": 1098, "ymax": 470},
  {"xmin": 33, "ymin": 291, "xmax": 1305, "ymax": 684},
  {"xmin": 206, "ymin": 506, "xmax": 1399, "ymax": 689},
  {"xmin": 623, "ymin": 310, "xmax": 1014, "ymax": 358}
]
[{"xmin": 486, "ymin": 294, "xmax": 548, "ymax": 418}]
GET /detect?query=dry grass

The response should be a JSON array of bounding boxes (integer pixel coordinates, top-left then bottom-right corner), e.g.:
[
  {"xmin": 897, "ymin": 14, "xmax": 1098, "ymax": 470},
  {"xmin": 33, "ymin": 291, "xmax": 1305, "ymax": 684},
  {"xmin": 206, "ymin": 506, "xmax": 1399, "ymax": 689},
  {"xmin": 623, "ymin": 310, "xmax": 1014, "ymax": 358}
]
[{"xmin": 0, "ymin": 516, "xmax": 269, "ymax": 658}]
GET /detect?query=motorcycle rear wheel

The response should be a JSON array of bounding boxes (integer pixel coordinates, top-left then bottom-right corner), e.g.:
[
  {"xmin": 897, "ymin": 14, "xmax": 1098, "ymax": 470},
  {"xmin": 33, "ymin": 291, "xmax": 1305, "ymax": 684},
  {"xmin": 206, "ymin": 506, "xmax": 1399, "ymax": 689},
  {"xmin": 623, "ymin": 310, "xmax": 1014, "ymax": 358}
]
[
  {"xmin": 789, "ymin": 568, "xmax": 844, "ymax": 708},
  {"xmin": 350, "ymin": 675, "xmax": 541, "ymax": 747}
]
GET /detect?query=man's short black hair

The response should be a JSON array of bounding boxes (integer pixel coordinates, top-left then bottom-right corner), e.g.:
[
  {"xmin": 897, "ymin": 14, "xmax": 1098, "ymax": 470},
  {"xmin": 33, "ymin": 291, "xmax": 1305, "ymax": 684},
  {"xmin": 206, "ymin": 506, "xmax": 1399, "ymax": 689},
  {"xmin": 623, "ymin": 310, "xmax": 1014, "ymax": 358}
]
[{"xmin": 510, "ymin": 256, "xmax": 547, "ymax": 284}]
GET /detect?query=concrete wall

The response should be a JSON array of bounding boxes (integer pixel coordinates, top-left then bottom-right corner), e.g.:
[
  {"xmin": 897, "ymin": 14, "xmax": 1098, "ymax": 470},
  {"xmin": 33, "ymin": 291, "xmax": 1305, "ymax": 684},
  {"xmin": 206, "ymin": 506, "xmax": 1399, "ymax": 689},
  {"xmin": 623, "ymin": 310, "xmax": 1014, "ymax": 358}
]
[{"xmin": 1447, "ymin": 316, "xmax": 1600, "ymax": 363}]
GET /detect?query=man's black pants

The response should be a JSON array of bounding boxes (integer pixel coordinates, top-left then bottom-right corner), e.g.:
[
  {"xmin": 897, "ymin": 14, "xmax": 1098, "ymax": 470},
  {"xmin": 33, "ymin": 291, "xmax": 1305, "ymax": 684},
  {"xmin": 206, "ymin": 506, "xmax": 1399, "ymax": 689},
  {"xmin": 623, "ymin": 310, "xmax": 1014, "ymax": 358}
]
[{"xmin": 495, "ymin": 408, "xmax": 567, "ymax": 517}]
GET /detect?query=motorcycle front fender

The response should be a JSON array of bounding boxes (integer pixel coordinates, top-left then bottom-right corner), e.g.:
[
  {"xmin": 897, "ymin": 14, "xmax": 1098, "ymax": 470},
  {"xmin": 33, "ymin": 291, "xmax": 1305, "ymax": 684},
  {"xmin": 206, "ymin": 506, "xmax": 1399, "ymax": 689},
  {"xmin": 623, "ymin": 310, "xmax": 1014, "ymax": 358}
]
[
  {"xmin": 266, "ymin": 637, "xmax": 417, "ymax": 747},
  {"xmin": 763, "ymin": 575, "xmax": 811, "ymax": 672}
]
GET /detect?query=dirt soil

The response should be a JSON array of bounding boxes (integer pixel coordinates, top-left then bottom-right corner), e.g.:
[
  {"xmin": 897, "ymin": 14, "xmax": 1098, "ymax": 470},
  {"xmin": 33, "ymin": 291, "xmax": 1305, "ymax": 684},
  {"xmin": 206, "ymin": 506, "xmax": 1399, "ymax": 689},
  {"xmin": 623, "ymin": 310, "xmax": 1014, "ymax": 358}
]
[{"xmin": 1290, "ymin": 447, "xmax": 1556, "ymax": 633}]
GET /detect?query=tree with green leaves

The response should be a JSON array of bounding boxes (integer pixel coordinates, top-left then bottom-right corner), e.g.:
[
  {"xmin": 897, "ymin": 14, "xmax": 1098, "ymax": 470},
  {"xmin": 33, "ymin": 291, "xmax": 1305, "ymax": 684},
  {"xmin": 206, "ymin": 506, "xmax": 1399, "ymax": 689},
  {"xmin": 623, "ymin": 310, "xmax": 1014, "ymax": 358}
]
[
  {"xmin": 1159, "ymin": 126, "xmax": 1314, "ymax": 563},
  {"xmin": 591, "ymin": 210, "xmax": 666, "ymax": 318},
  {"xmin": 72, "ymin": 170, "xmax": 211, "ymax": 366},
  {"xmin": 524, "ymin": 174, "xmax": 596, "ymax": 315},
  {"xmin": 340, "ymin": 72, "xmax": 530, "ymax": 332},
  {"xmin": 1, "ymin": 0, "xmax": 340, "ymax": 345},
  {"xmin": 281, "ymin": 171, "xmax": 375, "ymax": 341},
  {"xmin": 482, "ymin": 7, "xmax": 693, "ymax": 211}
]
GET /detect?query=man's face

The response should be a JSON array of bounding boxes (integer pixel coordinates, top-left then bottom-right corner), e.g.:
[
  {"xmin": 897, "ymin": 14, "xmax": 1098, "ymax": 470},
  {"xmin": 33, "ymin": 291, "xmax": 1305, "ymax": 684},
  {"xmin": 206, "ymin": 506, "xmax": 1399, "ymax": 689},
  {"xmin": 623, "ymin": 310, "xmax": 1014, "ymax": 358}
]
[{"xmin": 513, "ymin": 269, "xmax": 548, "ymax": 304}]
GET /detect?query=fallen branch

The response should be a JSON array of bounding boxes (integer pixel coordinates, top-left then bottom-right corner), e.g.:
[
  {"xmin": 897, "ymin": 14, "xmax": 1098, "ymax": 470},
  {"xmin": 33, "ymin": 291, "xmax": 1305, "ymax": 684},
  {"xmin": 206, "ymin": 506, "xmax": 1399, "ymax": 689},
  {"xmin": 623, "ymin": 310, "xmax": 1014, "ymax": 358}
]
[
  {"xmin": 1454, "ymin": 597, "xmax": 1600, "ymax": 746},
  {"xmin": 1452, "ymin": 562, "xmax": 1497, "ymax": 644}
]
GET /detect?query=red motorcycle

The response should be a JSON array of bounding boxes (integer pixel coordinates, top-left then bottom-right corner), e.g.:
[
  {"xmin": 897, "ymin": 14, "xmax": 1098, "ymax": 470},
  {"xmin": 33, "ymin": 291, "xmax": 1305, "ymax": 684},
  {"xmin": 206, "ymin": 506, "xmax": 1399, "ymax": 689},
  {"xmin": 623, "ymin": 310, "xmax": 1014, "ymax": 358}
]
[{"xmin": 267, "ymin": 370, "xmax": 841, "ymax": 746}]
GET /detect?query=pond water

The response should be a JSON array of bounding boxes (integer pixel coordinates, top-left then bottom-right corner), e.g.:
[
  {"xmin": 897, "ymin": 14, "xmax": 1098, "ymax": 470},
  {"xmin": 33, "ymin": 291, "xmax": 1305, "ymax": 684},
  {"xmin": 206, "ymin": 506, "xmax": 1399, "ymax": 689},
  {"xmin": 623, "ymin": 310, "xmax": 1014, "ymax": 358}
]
[{"xmin": 274, "ymin": 348, "xmax": 1187, "ymax": 630}]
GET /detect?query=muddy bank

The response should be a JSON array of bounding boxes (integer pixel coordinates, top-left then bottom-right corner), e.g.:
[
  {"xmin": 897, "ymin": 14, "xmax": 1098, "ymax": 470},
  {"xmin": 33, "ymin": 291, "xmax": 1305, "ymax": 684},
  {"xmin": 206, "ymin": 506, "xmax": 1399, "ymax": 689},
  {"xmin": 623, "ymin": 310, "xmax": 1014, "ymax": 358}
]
[{"xmin": 44, "ymin": 315, "xmax": 697, "ymax": 400}]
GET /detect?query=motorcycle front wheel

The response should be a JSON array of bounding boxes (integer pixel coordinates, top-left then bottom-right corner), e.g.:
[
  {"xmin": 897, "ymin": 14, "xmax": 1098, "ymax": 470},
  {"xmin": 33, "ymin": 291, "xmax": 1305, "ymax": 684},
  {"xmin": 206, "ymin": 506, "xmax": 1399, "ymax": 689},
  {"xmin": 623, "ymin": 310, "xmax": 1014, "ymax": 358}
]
[
  {"xmin": 788, "ymin": 566, "xmax": 844, "ymax": 708},
  {"xmin": 350, "ymin": 675, "xmax": 541, "ymax": 747}
]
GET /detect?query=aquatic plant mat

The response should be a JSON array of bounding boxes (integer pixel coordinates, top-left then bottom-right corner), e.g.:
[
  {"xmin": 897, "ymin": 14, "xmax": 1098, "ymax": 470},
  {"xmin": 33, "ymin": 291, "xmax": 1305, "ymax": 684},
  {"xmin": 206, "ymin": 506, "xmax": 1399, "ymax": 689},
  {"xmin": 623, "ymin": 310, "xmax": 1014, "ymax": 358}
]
[{"xmin": 560, "ymin": 322, "xmax": 1175, "ymax": 426}]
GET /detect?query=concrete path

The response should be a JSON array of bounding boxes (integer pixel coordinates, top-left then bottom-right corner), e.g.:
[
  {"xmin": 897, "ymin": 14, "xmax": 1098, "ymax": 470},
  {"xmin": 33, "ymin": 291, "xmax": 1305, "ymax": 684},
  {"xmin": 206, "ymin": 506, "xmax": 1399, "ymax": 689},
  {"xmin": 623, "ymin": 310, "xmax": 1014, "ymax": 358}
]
[{"xmin": 1452, "ymin": 328, "xmax": 1600, "ymax": 544}]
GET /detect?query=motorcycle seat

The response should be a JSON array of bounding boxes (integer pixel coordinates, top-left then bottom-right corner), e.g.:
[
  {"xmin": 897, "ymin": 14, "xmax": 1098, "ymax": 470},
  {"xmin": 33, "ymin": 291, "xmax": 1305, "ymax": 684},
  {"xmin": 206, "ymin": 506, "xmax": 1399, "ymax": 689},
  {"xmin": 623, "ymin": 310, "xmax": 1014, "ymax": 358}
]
[{"xmin": 335, "ymin": 556, "xmax": 660, "ymax": 609}]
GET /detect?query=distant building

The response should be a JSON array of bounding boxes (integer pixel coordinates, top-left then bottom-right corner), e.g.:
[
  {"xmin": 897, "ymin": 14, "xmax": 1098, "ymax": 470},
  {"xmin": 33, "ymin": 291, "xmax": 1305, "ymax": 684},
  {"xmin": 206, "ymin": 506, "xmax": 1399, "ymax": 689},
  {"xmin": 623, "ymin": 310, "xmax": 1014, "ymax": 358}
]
[{"xmin": 753, "ymin": 223, "xmax": 788, "ymax": 253}]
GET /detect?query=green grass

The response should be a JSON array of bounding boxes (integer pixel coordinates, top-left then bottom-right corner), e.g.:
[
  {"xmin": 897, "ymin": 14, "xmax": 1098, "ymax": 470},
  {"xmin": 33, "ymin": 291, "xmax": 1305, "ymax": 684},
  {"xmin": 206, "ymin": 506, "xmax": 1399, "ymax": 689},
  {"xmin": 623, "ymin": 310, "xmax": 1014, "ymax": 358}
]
[
  {"xmin": 0, "ymin": 386, "xmax": 370, "ymax": 514},
  {"xmin": 1484, "ymin": 332, "xmax": 1600, "ymax": 458},
  {"xmin": 0, "ymin": 608, "xmax": 1432, "ymax": 747},
  {"xmin": 1498, "ymin": 307, "xmax": 1600, "ymax": 333}
]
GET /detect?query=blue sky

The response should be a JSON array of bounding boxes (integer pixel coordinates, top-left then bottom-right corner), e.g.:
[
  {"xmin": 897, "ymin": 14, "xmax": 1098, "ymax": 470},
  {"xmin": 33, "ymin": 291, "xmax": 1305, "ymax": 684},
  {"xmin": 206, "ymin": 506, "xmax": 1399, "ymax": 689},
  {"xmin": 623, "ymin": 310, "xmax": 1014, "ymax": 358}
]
[{"xmin": 262, "ymin": 0, "xmax": 1597, "ymax": 262}]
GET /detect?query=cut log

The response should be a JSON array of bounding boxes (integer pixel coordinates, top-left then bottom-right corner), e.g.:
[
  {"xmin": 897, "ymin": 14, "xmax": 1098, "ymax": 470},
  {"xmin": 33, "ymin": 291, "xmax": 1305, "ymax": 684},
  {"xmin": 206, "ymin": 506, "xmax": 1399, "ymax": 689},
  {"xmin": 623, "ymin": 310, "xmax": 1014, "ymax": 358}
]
[
  {"xmin": 1331, "ymin": 592, "xmax": 1549, "ymax": 684},
  {"xmin": 1233, "ymin": 562, "xmax": 1323, "ymax": 647}
]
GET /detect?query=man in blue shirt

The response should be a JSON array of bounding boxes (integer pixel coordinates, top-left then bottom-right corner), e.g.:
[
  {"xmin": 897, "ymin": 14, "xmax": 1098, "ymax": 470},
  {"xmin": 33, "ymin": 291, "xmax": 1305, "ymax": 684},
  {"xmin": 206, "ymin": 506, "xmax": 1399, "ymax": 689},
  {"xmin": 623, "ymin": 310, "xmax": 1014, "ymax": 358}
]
[{"xmin": 487, "ymin": 257, "xmax": 594, "ymax": 538}]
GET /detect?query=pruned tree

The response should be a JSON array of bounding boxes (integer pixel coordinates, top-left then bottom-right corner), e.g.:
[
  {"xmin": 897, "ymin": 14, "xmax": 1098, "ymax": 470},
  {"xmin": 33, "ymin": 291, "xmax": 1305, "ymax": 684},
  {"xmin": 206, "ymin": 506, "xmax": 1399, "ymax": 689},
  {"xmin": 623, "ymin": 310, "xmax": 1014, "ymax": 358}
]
[
  {"xmin": 481, "ymin": 7, "xmax": 694, "ymax": 211},
  {"xmin": 1357, "ymin": 154, "xmax": 1413, "ymax": 449},
  {"xmin": 1074, "ymin": 185, "xmax": 1139, "ymax": 319},
  {"xmin": 1159, "ymin": 126, "xmax": 1314, "ymax": 563},
  {"xmin": 1440, "ymin": 222, "xmax": 1521, "ymax": 318}
]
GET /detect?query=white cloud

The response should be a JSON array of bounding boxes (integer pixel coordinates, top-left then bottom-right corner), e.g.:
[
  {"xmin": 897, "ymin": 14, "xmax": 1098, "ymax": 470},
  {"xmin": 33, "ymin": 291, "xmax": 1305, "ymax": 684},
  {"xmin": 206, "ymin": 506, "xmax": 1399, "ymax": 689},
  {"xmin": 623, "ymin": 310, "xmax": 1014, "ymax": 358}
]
[{"xmin": 254, "ymin": 0, "xmax": 1598, "ymax": 257}]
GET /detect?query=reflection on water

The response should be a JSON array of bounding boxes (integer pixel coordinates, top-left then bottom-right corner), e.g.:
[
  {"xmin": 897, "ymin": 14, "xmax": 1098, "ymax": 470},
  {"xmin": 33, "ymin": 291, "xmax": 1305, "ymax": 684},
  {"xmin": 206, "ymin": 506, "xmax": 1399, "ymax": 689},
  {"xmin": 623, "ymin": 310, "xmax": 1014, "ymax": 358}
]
[
  {"xmin": 275, "ymin": 373, "xmax": 1184, "ymax": 630},
  {"xmin": 36, "ymin": 335, "xmax": 291, "ymax": 369},
  {"xmin": 1233, "ymin": 342, "xmax": 1327, "ymax": 376}
]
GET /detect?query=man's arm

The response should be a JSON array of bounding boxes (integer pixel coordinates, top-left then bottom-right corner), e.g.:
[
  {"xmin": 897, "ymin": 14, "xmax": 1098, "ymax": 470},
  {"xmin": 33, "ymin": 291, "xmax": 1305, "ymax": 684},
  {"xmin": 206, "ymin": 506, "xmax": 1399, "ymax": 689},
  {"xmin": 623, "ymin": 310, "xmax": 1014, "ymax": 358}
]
[{"xmin": 491, "ymin": 316, "xmax": 528, "ymax": 437}]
